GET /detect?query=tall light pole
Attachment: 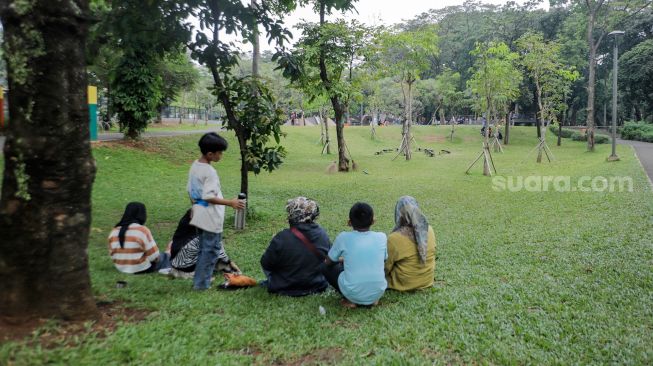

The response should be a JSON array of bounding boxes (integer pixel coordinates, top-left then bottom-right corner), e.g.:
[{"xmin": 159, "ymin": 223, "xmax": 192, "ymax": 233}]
[{"xmin": 608, "ymin": 30, "xmax": 624, "ymax": 161}]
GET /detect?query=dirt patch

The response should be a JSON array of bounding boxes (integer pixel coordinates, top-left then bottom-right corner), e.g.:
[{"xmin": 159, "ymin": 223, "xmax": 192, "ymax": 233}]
[
  {"xmin": 98, "ymin": 139, "xmax": 167, "ymax": 155},
  {"xmin": 423, "ymin": 135, "xmax": 446, "ymax": 143},
  {"xmin": 0, "ymin": 300, "xmax": 150, "ymax": 348},
  {"xmin": 278, "ymin": 347, "xmax": 344, "ymax": 366}
]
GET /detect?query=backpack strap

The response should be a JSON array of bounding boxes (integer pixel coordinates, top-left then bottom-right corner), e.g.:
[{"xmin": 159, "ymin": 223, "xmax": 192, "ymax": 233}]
[{"xmin": 290, "ymin": 227, "xmax": 325, "ymax": 261}]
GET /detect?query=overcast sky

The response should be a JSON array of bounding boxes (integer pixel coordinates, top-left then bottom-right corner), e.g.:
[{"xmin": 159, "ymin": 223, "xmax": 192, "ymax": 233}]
[{"xmin": 250, "ymin": 0, "xmax": 549, "ymax": 51}]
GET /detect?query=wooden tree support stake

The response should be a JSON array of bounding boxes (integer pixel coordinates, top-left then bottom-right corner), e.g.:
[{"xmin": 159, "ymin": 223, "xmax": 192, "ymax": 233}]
[{"xmin": 466, "ymin": 142, "xmax": 497, "ymax": 176}]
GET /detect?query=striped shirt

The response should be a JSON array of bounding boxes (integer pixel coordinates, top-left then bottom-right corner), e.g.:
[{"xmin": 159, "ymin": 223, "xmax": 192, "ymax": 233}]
[{"xmin": 107, "ymin": 224, "xmax": 160, "ymax": 274}]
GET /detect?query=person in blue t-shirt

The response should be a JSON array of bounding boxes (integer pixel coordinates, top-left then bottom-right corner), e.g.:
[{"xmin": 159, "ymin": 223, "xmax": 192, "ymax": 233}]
[{"xmin": 323, "ymin": 202, "xmax": 388, "ymax": 308}]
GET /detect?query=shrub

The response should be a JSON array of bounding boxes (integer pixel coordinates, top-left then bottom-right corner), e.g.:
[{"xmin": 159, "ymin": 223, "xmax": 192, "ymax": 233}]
[
  {"xmin": 620, "ymin": 122, "xmax": 653, "ymax": 142},
  {"xmin": 570, "ymin": 131, "xmax": 608, "ymax": 144},
  {"xmin": 549, "ymin": 124, "xmax": 580, "ymax": 139}
]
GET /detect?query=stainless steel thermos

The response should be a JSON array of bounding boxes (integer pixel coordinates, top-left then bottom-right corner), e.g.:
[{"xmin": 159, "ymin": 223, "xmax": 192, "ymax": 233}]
[{"xmin": 234, "ymin": 193, "xmax": 246, "ymax": 230}]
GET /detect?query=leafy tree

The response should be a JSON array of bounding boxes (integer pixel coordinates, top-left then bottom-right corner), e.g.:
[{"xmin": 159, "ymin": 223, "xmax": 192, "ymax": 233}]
[
  {"xmin": 620, "ymin": 39, "xmax": 653, "ymax": 121},
  {"xmin": 435, "ymin": 70, "xmax": 464, "ymax": 140},
  {"xmin": 158, "ymin": 51, "xmax": 200, "ymax": 123},
  {"xmin": 517, "ymin": 32, "xmax": 573, "ymax": 138},
  {"xmin": 278, "ymin": 2, "xmax": 367, "ymax": 171},
  {"xmin": 467, "ymin": 41, "xmax": 522, "ymax": 140},
  {"xmin": 0, "ymin": 0, "xmax": 98, "ymax": 320},
  {"xmin": 574, "ymin": 0, "xmax": 652, "ymax": 151},
  {"xmin": 107, "ymin": 0, "xmax": 194, "ymax": 138},
  {"xmin": 189, "ymin": 0, "xmax": 291, "ymax": 197},
  {"xmin": 374, "ymin": 25, "xmax": 439, "ymax": 160}
]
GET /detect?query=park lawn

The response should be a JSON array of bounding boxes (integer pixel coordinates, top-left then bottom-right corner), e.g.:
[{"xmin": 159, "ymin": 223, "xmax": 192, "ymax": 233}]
[{"xmin": 1, "ymin": 125, "xmax": 653, "ymax": 364}]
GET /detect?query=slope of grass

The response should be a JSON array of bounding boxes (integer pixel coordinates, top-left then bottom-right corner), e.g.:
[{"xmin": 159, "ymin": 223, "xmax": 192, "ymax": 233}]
[{"xmin": 2, "ymin": 125, "xmax": 653, "ymax": 365}]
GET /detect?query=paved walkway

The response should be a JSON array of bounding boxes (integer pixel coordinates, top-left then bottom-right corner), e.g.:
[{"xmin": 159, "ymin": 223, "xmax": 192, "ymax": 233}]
[
  {"xmin": 617, "ymin": 138, "xmax": 653, "ymax": 185},
  {"xmin": 0, "ymin": 128, "xmax": 222, "ymax": 150}
]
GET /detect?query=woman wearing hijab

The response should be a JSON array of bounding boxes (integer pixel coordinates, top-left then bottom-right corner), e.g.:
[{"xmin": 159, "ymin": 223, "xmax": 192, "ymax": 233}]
[
  {"xmin": 108, "ymin": 202, "xmax": 170, "ymax": 274},
  {"xmin": 260, "ymin": 197, "xmax": 331, "ymax": 296},
  {"xmin": 385, "ymin": 196, "xmax": 436, "ymax": 291},
  {"xmin": 168, "ymin": 209, "xmax": 240, "ymax": 279}
]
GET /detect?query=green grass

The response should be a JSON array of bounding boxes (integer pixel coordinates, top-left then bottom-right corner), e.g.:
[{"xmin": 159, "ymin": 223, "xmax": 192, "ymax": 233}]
[{"xmin": 2, "ymin": 125, "xmax": 653, "ymax": 364}]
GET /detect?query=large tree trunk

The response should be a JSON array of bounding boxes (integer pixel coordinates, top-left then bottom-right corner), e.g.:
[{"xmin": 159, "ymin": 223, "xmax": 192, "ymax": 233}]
[{"xmin": 0, "ymin": 0, "xmax": 98, "ymax": 320}]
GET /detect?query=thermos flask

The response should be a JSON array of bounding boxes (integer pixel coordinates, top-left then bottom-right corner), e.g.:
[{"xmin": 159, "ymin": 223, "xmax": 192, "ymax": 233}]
[{"xmin": 234, "ymin": 193, "xmax": 246, "ymax": 230}]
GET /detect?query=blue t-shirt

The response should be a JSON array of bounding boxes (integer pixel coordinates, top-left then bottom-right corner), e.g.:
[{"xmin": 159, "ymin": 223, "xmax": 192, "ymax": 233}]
[{"xmin": 328, "ymin": 231, "xmax": 388, "ymax": 305}]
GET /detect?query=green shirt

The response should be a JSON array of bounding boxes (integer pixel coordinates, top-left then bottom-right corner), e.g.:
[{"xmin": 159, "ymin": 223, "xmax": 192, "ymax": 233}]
[{"xmin": 384, "ymin": 226, "xmax": 436, "ymax": 291}]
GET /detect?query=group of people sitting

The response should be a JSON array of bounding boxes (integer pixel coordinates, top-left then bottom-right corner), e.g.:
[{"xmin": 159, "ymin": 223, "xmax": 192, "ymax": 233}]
[
  {"xmin": 108, "ymin": 132, "xmax": 435, "ymax": 308},
  {"xmin": 108, "ymin": 195, "xmax": 436, "ymax": 308}
]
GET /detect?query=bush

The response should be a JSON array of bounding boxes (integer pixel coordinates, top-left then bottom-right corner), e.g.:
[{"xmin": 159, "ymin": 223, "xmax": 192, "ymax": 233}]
[
  {"xmin": 570, "ymin": 131, "xmax": 608, "ymax": 144},
  {"xmin": 549, "ymin": 124, "xmax": 575, "ymax": 138},
  {"xmin": 620, "ymin": 122, "xmax": 653, "ymax": 142}
]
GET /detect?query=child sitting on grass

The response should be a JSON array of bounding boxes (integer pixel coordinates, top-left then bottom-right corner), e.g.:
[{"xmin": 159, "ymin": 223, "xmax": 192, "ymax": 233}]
[
  {"xmin": 108, "ymin": 202, "xmax": 171, "ymax": 274},
  {"xmin": 323, "ymin": 202, "xmax": 388, "ymax": 308}
]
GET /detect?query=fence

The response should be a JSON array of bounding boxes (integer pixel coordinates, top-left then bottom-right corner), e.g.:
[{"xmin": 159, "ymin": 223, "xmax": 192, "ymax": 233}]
[{"xmin": 161, "ymin": 106, "xmax": 223, "ymax": 122}]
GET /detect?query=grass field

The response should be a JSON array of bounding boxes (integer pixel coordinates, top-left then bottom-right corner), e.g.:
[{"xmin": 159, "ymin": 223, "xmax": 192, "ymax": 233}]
[{"xmin": 2, "ymin": 125, "xmax": 653, "ymax": 364}]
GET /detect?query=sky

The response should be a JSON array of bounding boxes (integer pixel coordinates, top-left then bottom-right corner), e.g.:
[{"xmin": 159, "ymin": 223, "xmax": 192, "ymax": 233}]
[{"xmin": 250, "ymin": 0, "xmax": 550, "ymax": 51}]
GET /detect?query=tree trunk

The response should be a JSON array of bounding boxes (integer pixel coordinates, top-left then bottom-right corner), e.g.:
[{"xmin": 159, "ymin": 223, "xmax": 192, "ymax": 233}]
[
  {"xmin": 504, "ymin": 110, "xmax": 511, "ymax": 145},
  {"xmin": 322, "ymin": 108, "xmax": 331, "ymax": 154},
  {"xmin": 603, "ymin": 103, "xmax": 607, "ymax": 128},
  {"xmin": 319, "ymin": 3, "xmax": 346, "ymax": 171},
  {"xmin": 333, "ymin": 100, "xmax": 348, "ymax": 171},
  {"xmin": 535, "ymin": 85, "xmax": 542, "ymax": 139},
  {"xmin": 404, "ymin": 81, "xmax": 413, "ymax": 160},
  {"xmin": 0, "ymin": 0, "xmax": 98, "ymax": 320},
  {"xmin": 237, "ymin": 130, "xmax": 248, "ymax": 197},
  {"xmin": 251, "ymin": 0, "xmax": 260, "ymax": 78},
  {"xmin": 585, "ymin": 7, "xmax": 599, "ymax": 152},
  {"xmin": 558, "ymin": 122, "xmax": 563, "ymax": 146}
]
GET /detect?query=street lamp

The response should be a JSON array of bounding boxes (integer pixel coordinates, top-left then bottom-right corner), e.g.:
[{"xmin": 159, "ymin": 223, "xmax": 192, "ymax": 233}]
[{"xmin": 607, "ymin": 30, "xmax": 625, "ymax": 161}]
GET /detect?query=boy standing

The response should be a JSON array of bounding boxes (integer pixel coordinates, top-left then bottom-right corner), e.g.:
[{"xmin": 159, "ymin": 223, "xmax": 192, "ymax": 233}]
[
  {"xmin": 324, "ymin": 202, "xmax": 387, "ymax": 307},
  {"xmin": 188, "ymin": 132, "xmax": 245, "ymax": 290}
]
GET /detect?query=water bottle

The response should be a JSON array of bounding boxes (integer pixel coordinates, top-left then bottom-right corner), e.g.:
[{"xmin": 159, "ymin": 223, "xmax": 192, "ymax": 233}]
[{"xmin": 234, "ymin": 193, "xmax": 246, "ymax": 230}]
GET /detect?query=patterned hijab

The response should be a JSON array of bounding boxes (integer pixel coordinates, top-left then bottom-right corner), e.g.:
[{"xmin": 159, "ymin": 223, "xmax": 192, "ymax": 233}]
[
  {"xmin": 286, "ymin": 197, "xmax": 320, "ymax": 226},
  {"xmin": 393, "ymin": 196, "xmax": 429, "ymax": 263}
]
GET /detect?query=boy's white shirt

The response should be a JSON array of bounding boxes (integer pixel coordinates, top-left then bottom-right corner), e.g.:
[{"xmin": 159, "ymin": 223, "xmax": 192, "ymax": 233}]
[{"xmin": 187, "ymin": 160, "xmax": 225, "ymax": 233}]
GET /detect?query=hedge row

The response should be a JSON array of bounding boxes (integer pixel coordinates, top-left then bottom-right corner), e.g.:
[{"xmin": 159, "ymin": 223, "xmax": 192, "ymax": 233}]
[
  {"xmin": 548, "ymin": 125, "xmax": 609, "ymax": 144},
  {"xmin": 620, "ymin": 122, "xmax": 653, "ymax": 142}
]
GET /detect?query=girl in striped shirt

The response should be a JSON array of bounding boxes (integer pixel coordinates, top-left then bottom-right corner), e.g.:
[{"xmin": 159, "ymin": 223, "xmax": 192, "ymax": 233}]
[{"xmin": 108, "ymin": 202, "xmax": 170, "ymax": 274}]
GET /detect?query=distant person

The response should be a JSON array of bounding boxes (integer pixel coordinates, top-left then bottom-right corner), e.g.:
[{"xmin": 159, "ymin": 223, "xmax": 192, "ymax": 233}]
[
  {"xmin": 260, "ymin": 197, "xmax": 331, "ymax": 296},
  {"xmin": 323, "ymin": 202, "xmax": 387, "ymax": 308},
  {"xmin": 168, "ymin": 209, "xmax": 240, "ymax": 279},
  {"xmin": 108, "ymin": 202, "xmax": 170, "ymax": 274},
  {"xmin": 187, "ymin": 132, "xmax": 246, "ymax": 290},
  {"xmin": 385, "ymin": 196, "xmax": 436, "ymax": 291}
]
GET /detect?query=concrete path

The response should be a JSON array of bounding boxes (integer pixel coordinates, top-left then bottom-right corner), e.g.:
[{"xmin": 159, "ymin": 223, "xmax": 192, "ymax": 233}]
[
  {"xmin": 617, "ymin": 138, "xmax": 653, "ymax": 185},
  {"xmin": 0, "ymin": 128, "xmax": 222, "ymax": 150}
]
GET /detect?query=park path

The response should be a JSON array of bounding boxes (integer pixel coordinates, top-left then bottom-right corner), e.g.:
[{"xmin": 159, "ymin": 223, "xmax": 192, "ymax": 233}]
[
  {"xmin": 0, "ymin": 128, "xmax": 222, "ymax": 150},
  {"xmin": 617, "ymin": 138, "xmax": 653, "ymax": 186}
]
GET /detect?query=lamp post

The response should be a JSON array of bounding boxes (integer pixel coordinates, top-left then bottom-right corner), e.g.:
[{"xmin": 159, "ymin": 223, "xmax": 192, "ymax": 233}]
[{"xmin": 607, "ymin": 30, "xmax": 624, "ymax": 161}]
